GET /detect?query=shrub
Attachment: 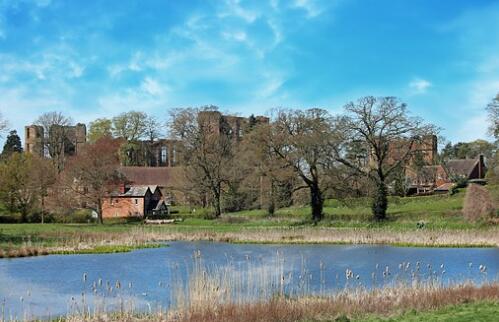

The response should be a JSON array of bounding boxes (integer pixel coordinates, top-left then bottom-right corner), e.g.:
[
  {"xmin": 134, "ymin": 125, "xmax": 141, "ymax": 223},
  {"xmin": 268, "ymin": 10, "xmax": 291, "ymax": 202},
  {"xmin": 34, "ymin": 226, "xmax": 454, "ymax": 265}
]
[
  {"xmin": 70, "ymin": 209, "xmax": 95, "ymax": 223},
  {"xmin": 0, "ymin": 213, "xmax": 20, "ymax": 223},
  {"xmin": 462, "ymin": 184, "xmax": 496, "ymax": 222}
]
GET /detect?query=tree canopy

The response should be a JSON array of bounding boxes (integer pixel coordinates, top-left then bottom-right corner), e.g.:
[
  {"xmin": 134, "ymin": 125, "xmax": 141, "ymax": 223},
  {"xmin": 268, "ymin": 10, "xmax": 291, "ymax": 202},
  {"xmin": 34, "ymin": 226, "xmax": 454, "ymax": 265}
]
[
  {"xmin": 336, "ymin": 96, "xmax": 438, "ymax": 220},
  {"xmin": 1, "ymin": 130, "xmax": 23, "ymax": 158}
]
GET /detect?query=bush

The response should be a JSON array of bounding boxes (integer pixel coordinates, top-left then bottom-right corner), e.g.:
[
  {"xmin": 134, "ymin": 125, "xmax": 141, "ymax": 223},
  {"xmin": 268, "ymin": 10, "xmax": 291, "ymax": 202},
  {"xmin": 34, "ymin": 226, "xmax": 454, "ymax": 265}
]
[
  {"xmin": 26, "ymin": 211, "xmax": 56, "ymax": 223},
  {"xmin": 53, "ymin": 209, "xmax": 96, "ymax": 223},
  {"xmin": 449, "ymin": 177, "xmax": 468, "ymax": 195},
  {"xmin": 462, "ymin": 184, "xmax": 496, "ymax": 222},
  {"xmin": 0, "ymin": 213, "xmax": 20, "ymax": 223}
]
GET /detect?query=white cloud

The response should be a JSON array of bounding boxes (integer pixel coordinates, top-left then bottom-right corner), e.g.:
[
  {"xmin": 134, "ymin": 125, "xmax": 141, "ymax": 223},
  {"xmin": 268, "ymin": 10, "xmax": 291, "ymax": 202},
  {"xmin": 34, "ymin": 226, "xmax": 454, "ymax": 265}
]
[
  {"xmin": 69, "ymin": 61, "xmax": 84, "ymax": 78},
  {"xmin": 409, "ymin": 78, "xmax": 432, "ymax": 94},
  {"xmin": 292, "ymin": 0, "xmax": 323, "ymax": 18},
  {"xmin": 222, "ymin": 30, "xmax": 247, "ymax": 42},
  {"xmin": 140, "ymin": 77, "xmax": 165, "ymax": 96},
  {"xmin": 219, "ymin": 0, "xmax": 258, "ymax": 23}
]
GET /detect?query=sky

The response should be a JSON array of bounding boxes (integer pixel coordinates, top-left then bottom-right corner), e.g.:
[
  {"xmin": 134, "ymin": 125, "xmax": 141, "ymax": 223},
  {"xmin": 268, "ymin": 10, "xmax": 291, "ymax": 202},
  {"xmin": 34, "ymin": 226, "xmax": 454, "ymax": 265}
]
[{"xmin": 0, "ymin": 0, "xmax": 498, "ymax": 147}]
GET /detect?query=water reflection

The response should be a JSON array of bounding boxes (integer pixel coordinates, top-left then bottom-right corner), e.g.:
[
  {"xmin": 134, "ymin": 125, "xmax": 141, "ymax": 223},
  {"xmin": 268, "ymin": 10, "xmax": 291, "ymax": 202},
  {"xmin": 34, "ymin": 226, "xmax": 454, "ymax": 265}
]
[{"xmin": 0, "ymin": 242, "xmax": 498, "ymax": 319}]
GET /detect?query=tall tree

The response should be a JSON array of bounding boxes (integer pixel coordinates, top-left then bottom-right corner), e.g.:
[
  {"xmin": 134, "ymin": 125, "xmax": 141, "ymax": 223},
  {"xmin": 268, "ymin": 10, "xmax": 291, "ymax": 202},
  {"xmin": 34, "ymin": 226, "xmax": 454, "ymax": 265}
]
[
  {"xmin": 1, "ymin": 130, "xmax": 23, "ymax": 158},
  {"xmin": 487, "ymin": 93, "xmax": 499, "ymax": 139},
  {"xmin": 144, "ymin": 115, "xmax": 162, "ymax": 142},
  {"xmin": 270, "ymin": 108, "xmax": 339, "ymax": 223},
  {"xmin": 0, "ymin": 153, "xmax": 37, "ymax": 222},
  {"xmin": 30, "ymin": 155, "xmax": 57, "ymax": 224},
  {"xmin": 336, "ymin": 96, "xmax": 437, "ymax": 220},
  {"xmin": 35, "ymin": 111, "xmax": 74, "ymax": 173},
  {"xmin": 112, "ymin": 111, "xmax": 147, "ymax": 141},
  {"xmin": 169, "ymin": 107, "xmax": 234, "ymax": 218},
  {"xmin": 58, "ymin": 137, "xmax": 122, "ymax": 224},
  {"xmin": 240, "ymin": 122, "xmax": 294, "ymax": 215},
  {"xmin": 440, "ymin": 140, "xmax": 496, "ymax": 160},
  {"xmin": 88, "ymin": 118, "xmax": 113, "ymax": 143}
]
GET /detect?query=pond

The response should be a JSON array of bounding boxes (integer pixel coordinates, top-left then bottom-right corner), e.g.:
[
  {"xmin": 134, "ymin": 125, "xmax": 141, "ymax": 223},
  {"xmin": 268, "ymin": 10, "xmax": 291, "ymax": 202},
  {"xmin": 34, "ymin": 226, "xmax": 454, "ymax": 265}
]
[{"xmin": 0, "ymin": 242, "xmax": 498, "ymax": 320}]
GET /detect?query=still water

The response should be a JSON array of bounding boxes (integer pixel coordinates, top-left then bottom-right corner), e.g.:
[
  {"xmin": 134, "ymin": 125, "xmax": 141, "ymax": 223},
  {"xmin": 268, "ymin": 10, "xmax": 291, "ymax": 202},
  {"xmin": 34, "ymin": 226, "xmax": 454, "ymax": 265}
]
[{"xmin": 0, "ymin": 241, "xmax": 498, "ymax": 320}]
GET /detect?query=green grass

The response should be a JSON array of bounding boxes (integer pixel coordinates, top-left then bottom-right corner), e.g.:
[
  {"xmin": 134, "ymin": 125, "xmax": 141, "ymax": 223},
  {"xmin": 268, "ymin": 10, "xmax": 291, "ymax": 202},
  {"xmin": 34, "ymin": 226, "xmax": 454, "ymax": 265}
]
[
  {"xmin": 1, "ymin": 186, "xmax": 497, "ymax": 251},
  {"xmin": 51, "ymin": 243, "xmax": 163, "ymax": 255},
  {"xmin": 357, "ymin": 301, "xmax": 499, "ymax": 321},
  {"xmin": 167, "ymin": 188, "xmax": 484, "ymax": 232}
]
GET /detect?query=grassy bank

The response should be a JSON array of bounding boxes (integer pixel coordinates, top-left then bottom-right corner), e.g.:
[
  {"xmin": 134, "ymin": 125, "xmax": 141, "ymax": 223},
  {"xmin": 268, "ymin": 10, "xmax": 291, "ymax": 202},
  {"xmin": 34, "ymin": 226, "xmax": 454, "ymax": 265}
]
[
  {"xmin": 1, "ymin": 188, "xmax": 498, "ymax": 254},
  {"xmin": 359, "ymin": 301, "xmax": 499, "ymax": 321}
]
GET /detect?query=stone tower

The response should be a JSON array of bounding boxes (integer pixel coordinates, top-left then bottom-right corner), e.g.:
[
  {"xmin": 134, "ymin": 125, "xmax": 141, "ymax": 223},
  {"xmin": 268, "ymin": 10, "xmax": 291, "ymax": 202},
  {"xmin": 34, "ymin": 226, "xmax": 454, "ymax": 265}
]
[
  {"xmin": 24, "ymin": 125, "xmax": 44, "ymax": 156},
  {"xmin": 74, "ymin": 123, "xmax": 87, "ymax": 154}
]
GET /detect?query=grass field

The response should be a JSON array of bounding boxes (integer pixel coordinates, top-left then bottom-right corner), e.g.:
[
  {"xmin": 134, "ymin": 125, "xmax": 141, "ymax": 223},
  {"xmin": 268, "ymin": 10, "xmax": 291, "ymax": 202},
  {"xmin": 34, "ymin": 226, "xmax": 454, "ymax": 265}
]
[
  {"xmin": 357, "ymin": 301, "xmax": 499, "ymax": 322},
  {"xmin": 1, "ymin": 186, "xmax": 498, "ymax": 254}
]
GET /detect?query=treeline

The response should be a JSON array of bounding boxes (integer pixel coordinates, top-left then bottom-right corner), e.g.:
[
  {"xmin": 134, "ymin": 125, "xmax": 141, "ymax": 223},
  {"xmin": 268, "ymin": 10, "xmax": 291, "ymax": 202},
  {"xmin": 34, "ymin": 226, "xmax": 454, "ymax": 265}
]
[{"xmin": 0, "ymin": 93, "xmax": 497, "ymax": 224}]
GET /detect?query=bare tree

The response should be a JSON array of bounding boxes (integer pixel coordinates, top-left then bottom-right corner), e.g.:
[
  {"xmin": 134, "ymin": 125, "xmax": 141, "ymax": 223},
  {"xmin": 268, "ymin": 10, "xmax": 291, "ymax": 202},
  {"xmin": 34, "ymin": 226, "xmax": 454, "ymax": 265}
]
[
  {"xmin": 169, "ymin": 107, "xmax": 234, "ymax": 218},
  {"xmin": 35, "ymin": 111, "xmax": 74, "ymax": 173},
  {"xmin": 144, "ymin": 115, "xmax": 162, "ymax": 142},
  {"xmin": 270, "ymin": 108, "xmax": 339, "ymax": 223},
  {"xmin": 487, "ymin": 93, "xmax": 499, "ymax": 139},
  {"xmin": 239, "ymin": 121, "xmax": 295, "ymax": 215},
  {"xmin": 58, "ymin": 137, "xmax": 122, "ymax": 224},
  {"xmin": 336, "ymin": 96, "xmax": 438, "ymax": 220},
  {"xmin": 30, "ymin": 155, "xmax": 57, "ymax": 224}
]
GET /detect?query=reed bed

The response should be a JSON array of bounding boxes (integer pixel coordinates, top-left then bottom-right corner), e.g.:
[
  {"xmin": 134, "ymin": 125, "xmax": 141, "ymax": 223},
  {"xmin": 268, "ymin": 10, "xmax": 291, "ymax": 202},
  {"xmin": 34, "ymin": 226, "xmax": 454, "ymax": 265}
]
[
  {"xmin": 2, "ymin": 225, "xmax": 498, "ymax": 259},
  {"xmin": 60, "ymin": 253, "xmax": 499, "ymax": 322},
  {"xmin": 62, "ymin": 284, "xmax": 499, "ymax": 322},
  {"xmin": 0, "ymin": 228, "xmax": 162, "ymax": 257},
  {"xmin": 149, "ymin": 226, "xmax": 499, "ymax": 247}
]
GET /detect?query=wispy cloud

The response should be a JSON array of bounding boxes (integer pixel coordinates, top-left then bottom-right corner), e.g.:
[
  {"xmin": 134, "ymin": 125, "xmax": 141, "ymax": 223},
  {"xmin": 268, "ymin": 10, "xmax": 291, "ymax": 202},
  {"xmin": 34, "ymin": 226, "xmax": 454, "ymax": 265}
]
[
  {"xmin": 409, "ymin": 78, "xmax": 432, "ymax": 94},
  {"xmin": 292, "ymin": 0, "xmax": 324, "ymax": 18},
  {"xmin": 141, "ymin": 77, "xmax": 167, "ymax": 97}
]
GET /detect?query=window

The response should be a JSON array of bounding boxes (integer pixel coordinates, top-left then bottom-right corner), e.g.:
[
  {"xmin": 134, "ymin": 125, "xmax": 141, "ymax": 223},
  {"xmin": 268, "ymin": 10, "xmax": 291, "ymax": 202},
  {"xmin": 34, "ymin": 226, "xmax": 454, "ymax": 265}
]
[
  {"xmin": 161, "ymin": 146, "xmax": 168, "ymax": 166},
  {"xmin": 134, "ymin": 199, "xmax": 138, "ymax": 205}
]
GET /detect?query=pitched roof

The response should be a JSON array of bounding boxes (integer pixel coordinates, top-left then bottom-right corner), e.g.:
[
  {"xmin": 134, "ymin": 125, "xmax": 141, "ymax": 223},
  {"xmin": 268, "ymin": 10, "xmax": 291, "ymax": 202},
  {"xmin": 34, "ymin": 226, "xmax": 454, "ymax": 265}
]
[
  {"xmin": 445, "ymin": 159, "xmax": 479, "ymax": 178},
  {"xmin": 110, "ymin": 185, "xmax": 159, "ymax": 197},
  {"xmin": 123, "ymin": 186, "xmax": 151, "ymax": 197},
  {"xmin": 119, "ymin": 166, "xmax": 181, "ymax": 187}
]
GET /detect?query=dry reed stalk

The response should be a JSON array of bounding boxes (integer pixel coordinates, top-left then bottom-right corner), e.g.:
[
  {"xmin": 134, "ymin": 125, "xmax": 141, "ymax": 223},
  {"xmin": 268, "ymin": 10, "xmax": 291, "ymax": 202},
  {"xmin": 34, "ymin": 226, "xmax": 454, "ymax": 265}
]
[
  {"xmin": 62, "ymin": 283, "xmax": 499, "ymax": 322},
  {"xmin": 151, "ymin": 227, "xmax": 499, "ymax": 247}
]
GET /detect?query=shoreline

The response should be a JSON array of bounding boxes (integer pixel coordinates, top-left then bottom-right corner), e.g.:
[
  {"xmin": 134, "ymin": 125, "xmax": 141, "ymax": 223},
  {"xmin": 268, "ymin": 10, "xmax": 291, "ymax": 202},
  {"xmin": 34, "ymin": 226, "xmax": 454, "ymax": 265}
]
[
  {"xmin": 155, "ymin": 226, "xmax": 499, "ymax": 248},
  {"xmin": 1, "ymin": 226, "xmax": 498, "ymax": 259},
  {"xmin": 61, "ymin": 282, "xmax": 499, "ymax": 322}
]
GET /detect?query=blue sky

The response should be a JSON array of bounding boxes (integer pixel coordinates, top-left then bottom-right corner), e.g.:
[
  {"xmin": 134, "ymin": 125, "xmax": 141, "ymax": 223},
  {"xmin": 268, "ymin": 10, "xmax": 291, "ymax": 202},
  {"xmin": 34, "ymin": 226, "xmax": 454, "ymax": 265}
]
[{"xmin": 0, "ymin": 0, "xmax": 498, "ymax": 146}]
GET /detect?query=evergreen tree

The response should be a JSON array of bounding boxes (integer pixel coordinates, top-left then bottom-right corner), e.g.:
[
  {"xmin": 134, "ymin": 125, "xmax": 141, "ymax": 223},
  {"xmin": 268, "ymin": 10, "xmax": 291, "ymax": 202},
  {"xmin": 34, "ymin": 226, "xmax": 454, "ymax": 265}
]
[{"xmin": 2, "ymin": 130, "xmax": 23, "ymax": 158}]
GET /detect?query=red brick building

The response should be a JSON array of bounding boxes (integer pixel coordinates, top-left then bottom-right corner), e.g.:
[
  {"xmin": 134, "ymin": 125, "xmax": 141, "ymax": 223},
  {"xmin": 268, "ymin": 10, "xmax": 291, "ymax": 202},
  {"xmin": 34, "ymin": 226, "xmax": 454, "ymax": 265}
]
[
  {"xmin": 102, "ymin": 185, "xmax": 165, "ymax": 219},
  {"xmin": 406, "ymin": 155, "xmax": 487, "ymax": 194}
]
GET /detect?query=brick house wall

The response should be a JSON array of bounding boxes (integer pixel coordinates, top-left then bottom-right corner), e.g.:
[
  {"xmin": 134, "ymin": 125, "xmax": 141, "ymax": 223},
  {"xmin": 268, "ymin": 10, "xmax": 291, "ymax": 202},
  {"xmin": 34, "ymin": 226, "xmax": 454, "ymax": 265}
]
[{"xmin": 102, "ymin": 196, "xmax": 145, "ymax": 218}]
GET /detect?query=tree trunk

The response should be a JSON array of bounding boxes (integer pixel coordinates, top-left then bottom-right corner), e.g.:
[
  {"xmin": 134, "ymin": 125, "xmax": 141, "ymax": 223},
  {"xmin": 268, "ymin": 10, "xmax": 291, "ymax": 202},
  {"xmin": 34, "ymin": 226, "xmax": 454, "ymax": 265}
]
[
  {"xmin": 212, "ymin": 188, "xmax": 222, "ymax": 218},
  {"xmin": 41, "ymin": 195, "xmax": 45, "ymax": 224},
  {"xmin": 310, "ymin": 183, "xmax": 323, "ymax": 223},
  {"xmin": 372, "ymin": 181, "xmax": 388, "ymax": 220},
  {"xmin": 97, "ymin": 199, "xmax": 104, "ymax": 224},
  {"xmin": 20, "ymin": 209, "xmax": 28, "ymax": 223},
  {"xmin": 268, "ymin": 179, "xmax": 275, "ymax": 217}
]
